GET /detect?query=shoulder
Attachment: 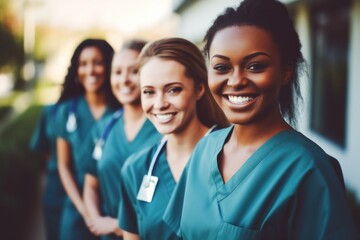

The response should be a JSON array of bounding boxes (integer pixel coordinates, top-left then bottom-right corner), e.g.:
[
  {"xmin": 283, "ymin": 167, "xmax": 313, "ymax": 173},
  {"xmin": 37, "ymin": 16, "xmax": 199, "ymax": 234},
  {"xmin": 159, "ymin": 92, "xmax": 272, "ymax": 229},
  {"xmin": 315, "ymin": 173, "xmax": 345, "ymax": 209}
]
[
  {"xmin": 194, "ymin": 125, "xmax": 232, "ymax": 152},
  {"xmin": 280, "ymin": 130, "xmax": 330, "ymax": 163},
  {"xmin": 56, "ymin": 98, "xmax": 73, "ymax": 112},
  {"xmin": 121, "ymin": 143, "xmax": 159, "ymax": 178},
  {"xmin": 272, "ymin": 130, "xmax": 341, "ymax": 185}
]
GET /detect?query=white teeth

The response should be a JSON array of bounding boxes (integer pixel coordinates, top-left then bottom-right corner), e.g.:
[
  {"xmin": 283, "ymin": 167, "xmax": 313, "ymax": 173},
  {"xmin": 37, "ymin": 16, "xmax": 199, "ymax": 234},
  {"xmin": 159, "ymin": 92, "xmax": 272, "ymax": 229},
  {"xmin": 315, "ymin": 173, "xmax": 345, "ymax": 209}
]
[
  {"xmin": 120, "ymin": 88, "xmax": 132, "ymax": 94},
  {"xmin": 228, "ymin": 95, "xmax": 254, "ymax": 104},
  {"xmin": 156, "ymin": 113, "xmax": 173, "ymax": 121},
  {"xmin": 86, "ymin": 77, "xmax": 97, "ymax": 85}
]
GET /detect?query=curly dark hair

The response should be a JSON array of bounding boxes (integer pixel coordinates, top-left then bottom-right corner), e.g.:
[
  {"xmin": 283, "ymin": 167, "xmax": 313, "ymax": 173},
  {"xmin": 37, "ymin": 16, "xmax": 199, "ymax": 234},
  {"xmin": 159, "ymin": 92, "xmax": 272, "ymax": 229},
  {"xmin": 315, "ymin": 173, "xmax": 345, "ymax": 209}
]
[
  {"xmin": 203, "ymin": 0, "xmax": 305, "ymax": 126},
  {"xmin": 58, "ymin": 38, "xmax": 120, "ymax": 109}
]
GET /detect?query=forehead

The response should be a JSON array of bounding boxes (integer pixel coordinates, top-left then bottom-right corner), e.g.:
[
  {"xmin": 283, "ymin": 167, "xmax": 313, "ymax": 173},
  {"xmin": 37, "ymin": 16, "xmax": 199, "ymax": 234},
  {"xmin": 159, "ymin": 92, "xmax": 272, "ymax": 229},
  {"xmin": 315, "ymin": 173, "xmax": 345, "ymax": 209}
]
[
  {"xmin": 210, "ymin": 26, "xmax": 279, "ymax": 59},
  {"xmin": 79, "ymin": 46, "xmax": 103, "ymax": 59},
  {"xmin": 112, "ymin": 49, "xmax": 139, "ymax": 66},
  {"xmin": 140, "ymin": 57, "xmax": 191, "ymax": 86}
]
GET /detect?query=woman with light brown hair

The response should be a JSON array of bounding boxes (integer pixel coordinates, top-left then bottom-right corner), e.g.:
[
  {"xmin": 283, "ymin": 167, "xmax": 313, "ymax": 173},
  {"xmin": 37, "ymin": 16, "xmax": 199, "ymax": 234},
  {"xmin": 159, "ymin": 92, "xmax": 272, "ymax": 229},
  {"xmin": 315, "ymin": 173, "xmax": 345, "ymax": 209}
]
[{"xmin": 117, "ymin": 37, "xmax": 229, "ymax": 240}]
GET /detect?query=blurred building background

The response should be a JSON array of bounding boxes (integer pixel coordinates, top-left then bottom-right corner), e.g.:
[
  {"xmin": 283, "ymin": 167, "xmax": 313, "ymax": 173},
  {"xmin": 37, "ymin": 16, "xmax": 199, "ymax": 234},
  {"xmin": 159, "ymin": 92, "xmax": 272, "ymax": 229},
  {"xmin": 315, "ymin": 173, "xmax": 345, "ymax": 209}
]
[{"xmin": 0, "ymin": 0, "xmax": 359, "ymax": 238}]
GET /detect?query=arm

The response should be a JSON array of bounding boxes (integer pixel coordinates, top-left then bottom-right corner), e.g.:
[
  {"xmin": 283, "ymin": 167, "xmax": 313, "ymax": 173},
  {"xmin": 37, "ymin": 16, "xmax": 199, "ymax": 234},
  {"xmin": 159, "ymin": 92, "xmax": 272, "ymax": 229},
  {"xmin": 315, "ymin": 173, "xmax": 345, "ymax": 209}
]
[
  {"xmin": 83, "ymin": 173, "xmax": 122, "ymax": 236},
  {"xmin": 57, "ymin": 137, "xmax": 89, "ymax": 222},
  {"xmin": 123, "ymin": 231, "xmax": 140, "ymax": 240}
]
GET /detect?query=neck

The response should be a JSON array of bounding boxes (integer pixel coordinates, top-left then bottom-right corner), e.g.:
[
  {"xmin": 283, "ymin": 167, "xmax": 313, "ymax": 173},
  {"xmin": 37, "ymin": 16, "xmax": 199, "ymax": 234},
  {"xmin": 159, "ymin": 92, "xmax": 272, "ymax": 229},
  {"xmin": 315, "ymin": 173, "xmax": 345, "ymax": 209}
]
[
  {"xmin": 123, "ymin": 103, "xmax": 144, "ymax": 123},
  {"xmin": 232, "ymin": 109, "xmax": 291, "ymax": 148},
  {"xmin": 166, "ymin": 117, "xmax": 209, "ymax": 157},
  {"xmin": 85, "ymin": 91, "xmax": 107, "ymax": 107}
]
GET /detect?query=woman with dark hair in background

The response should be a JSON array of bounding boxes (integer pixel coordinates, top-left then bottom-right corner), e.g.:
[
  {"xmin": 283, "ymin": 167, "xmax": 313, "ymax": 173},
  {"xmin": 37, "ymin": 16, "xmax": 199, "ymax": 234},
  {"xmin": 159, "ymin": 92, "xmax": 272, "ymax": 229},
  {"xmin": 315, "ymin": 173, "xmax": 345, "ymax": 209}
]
[
  {"xmin": 118, "ymin": 37, "xmax": 229, "ymax": 240},
  {"xmin": 163, "ymin": 0, "xmax": 358, "ymax": 239},
  {"xmin": 56, "ymin": 38, "xmax": 120, "ymax": 240},
  {"xmin": 83, "ymin": 40, "xmax": 161, "ymax": 240}
]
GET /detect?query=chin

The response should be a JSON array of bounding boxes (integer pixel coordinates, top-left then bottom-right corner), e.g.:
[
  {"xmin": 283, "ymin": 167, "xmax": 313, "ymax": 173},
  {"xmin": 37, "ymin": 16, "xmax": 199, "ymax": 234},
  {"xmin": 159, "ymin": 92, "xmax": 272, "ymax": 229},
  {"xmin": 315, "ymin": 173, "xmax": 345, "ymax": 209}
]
[{"xmin": 152, "ymin": 124, "xmax": 176, "ymax": 135}]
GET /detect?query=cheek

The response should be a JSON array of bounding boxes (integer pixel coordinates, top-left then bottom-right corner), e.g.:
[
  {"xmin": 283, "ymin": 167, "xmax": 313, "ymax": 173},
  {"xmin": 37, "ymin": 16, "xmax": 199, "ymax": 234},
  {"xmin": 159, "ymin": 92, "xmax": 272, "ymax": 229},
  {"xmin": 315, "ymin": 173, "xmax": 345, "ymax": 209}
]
[
  {"xmin": 77, "ymin": 66, "xmax": 85, "ymax": 77},
  {"xmin": 141, "ymin": 96, "xmax": 152, "ymax": 113},
  {"xmin": 98, "ymin": 65, "xmax": 106, "ymax": 74},
  {"xmin": 208, "ymin": 73, "xmax": 223, "ymax": 94},
  {"xmin": 130, "ymin": 75, "xmax": 140, "ymax": 86}
]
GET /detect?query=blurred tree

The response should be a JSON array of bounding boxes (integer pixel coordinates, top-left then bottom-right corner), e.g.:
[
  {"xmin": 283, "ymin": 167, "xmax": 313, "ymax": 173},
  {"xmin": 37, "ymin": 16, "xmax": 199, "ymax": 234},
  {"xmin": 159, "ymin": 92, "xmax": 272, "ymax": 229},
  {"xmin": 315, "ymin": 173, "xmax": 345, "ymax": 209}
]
[{"xmin": 0, "ymin": 0, "xmax": 25, "ymax": 90}]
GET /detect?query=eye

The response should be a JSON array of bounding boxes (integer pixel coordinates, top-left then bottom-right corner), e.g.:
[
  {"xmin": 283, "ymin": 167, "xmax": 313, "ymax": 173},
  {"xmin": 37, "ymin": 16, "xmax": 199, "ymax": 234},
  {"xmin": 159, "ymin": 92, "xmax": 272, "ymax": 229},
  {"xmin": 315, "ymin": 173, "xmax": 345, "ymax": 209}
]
[
  {"xmin": 79, "ymin": 61, "xmax": 86, "ymax": 67},
  {"xmin": 168, "ymin": 87, "xmax": 182, "ymax": 95},
  {"xmin": 94, "ymin": 59, "xmax": 104, "ymax": 66},
  {"xmin": 247, "ymin": 63, "xmax": 266, "ymax": 72},
  {"xmin": 213, "ymin": 64, "xmax": 231, "ymax": 73},
  {"xmin": 142, "ymin": 89, "xmax": 155, "ymax": 96},
  {"xmin": 131, "ymin": 68, "xmax": 139, "ymax": 75}
]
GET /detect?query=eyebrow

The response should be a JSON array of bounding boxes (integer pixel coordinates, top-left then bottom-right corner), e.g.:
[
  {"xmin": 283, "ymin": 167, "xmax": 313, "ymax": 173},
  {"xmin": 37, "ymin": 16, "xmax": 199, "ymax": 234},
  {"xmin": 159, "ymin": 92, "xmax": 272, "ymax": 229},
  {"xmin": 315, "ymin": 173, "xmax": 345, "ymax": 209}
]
[
  {"xmin": 141, "ymin": 82, "xmax": 184, "ymax": 89},
  {"xmin": 211, "ymin": 54, "xmax": 230, "ymax": 61},
  {"xmin": 211, "ymin": 52, "xmax": 272, "ymax": 61},
  {"xmin": 244, "ymin": 52, "xmax": 272, "ymax": 61}
]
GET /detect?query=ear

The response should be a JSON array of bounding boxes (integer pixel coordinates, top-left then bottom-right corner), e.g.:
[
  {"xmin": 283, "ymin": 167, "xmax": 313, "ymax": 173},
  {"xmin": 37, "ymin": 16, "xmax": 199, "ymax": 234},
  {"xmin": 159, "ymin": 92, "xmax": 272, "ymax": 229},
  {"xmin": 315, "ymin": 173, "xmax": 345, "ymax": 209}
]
[
  {"xmin": 282, "ymin": 65, "xmax": 293, "ymax": 85},
  {"xmin": 196, "ymin": 83, "xmax": 205, "ymax": 101}
]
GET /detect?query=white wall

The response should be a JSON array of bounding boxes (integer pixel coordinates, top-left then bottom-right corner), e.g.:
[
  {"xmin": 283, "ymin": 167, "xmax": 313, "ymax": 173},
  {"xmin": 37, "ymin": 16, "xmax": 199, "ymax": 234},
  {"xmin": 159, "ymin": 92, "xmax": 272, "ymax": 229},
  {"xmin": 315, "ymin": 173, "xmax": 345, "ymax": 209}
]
[{"xmin": 175, "ymin": 0, "xmax": 240, "ymax": 41}]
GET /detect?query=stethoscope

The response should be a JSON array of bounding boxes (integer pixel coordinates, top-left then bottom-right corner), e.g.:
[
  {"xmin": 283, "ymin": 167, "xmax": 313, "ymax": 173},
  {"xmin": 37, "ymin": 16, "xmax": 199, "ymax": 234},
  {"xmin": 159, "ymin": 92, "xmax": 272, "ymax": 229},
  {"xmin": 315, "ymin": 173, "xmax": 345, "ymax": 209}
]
[
  {"xmin": 92, "ymin": 108, "xmax": 123, "ymax": 161},
  {"xmin": 144, "ymin": 124, "xmax": 217, "ymax": 187},
  {"xmin": 66, "ymin": 99, "xmax": 78, "ymax": 133}
]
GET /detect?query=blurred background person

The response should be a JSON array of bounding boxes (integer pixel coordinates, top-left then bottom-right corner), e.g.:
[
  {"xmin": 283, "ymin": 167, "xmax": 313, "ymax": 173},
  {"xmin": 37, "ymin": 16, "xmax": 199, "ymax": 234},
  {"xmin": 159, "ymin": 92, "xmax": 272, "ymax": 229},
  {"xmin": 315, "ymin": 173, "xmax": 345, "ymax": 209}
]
[
  {"xmin": 56, "ymin": 38, "xmax": 120, "ymax": 240},
  {"xmin": 83, "ymin": 39, "xmax": 161, "ymax": 240}
]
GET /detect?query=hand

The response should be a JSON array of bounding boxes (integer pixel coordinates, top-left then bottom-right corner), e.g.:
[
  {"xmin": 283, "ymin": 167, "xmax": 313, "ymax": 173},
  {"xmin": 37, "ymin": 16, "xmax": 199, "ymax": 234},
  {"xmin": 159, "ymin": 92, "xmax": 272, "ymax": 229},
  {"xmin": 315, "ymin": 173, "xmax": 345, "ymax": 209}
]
[
  {"xmin": 77, "ymin": 204, "xmax": 93, "ymax": 228},
  {"xmin": 87, "ymin": 216, "xmax": 119, "ymax": 236},
  {"xmin": 114, "ymin": 227, "xmax": 123, "ymax": 237}
]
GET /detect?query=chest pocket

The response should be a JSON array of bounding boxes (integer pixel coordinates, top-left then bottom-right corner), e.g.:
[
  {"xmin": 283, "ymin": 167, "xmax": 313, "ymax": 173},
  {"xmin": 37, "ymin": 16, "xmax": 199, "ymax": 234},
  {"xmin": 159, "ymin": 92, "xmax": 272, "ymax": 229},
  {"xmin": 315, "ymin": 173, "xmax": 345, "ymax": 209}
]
[{"xmin": 217, "ymin": 222, "xmax": 264, "ymax": 240}]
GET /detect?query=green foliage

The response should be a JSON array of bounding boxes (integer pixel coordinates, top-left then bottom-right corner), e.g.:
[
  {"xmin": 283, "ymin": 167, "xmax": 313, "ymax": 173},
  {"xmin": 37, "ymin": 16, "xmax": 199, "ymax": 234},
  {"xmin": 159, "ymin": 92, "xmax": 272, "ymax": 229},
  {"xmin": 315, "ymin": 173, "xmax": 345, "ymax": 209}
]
[
  {"xmin": 0, "ymin": 106, "xmax": 11, "ymax": 122},
  {"xmin": 0, "ymin": 105, "xmax": 45, "ymax": 240},
  {"xmin": 0, "ymin": 23, "xmax": 23, "ymax": 69}
]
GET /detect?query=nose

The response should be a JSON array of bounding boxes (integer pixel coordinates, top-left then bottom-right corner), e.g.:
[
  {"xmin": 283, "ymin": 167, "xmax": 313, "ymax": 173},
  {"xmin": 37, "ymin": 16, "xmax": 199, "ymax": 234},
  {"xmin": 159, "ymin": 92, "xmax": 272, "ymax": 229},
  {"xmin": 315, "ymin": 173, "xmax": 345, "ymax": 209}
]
[
  {"xmin": 153, "ymin": 93, "xmax": 169, "ymax": 110},
  {"xmin": 118, "ymin": 71, "xmax": 130, "ymax": 85},
  {"xmin": 85, "ymin": 63, "xmax": 96, "ymax": 75},
  {"xmin": 227, "ymin": 68, "xmax": 248, "ymax": 88}
]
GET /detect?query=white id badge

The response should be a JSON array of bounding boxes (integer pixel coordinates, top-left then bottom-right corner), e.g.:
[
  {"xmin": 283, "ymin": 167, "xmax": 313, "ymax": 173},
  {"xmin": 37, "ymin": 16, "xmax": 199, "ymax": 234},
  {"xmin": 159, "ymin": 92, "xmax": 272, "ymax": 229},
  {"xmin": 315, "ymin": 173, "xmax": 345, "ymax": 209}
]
[
  {"xmin": 92, "ymin": 143, "xmax": 103, "ymax": 161},
  {"xmin": 66, "ymin": 114, "xmax": 77, "ymax": 132},
  {"xmin": 136, "ymin": 175, "xmax": 158, "ymax": 203}
]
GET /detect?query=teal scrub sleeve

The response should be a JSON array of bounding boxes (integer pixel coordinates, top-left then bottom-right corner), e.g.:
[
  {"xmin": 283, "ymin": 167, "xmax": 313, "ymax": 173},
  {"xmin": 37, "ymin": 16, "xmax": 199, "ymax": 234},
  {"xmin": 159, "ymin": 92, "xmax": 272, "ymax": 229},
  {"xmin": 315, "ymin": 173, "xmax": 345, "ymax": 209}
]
[
  {"xmin": 118, "ymin": 156, "xmax": 139, "ymax": 234},
  {"xmin": 56, "ymin": 101, "xmax": 71, "ymax": 139},
  {"xmin": 30, "ymin": 106, "xmax": 50, "ymax": 152},
  {"xmin": 289, "ymin": 166, "xmax": 358, "ymax": 240}
]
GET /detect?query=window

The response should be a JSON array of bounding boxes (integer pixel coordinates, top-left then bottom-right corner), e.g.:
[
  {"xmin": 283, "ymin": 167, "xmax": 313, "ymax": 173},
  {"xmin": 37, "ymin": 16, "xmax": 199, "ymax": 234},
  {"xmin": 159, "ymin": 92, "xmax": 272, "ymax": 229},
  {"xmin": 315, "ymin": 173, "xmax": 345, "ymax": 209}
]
[{"xmin": 309, "ymin": 0, "xmax": 351, "ymax": 147}]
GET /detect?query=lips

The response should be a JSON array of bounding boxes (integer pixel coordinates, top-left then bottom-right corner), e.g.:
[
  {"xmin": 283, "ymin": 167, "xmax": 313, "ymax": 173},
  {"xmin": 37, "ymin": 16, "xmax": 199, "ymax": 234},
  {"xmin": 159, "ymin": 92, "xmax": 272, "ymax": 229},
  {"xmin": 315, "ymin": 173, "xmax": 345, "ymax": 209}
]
[
  {"xmin": 86, "ymin": 76, "xmax": 97, "ymax": 85},
  {"xmin": 120, "ymin": 87, "xmax": 132, "ymax": 94}
]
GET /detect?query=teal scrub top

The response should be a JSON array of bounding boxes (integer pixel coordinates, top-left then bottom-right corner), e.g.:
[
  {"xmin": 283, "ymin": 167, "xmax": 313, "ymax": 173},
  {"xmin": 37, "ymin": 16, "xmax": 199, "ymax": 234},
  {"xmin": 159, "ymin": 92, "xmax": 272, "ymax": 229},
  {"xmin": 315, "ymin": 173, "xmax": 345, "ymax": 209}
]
[
  {"xmin": 88, "ymin": 114, "xmax": 161, "ymax": 218},
  {"xmin": 163, "ymin": 126, "xmax": 358, "ymax": 240},
  {"xmin": 118, "ymin": 142, "xmax": 180, "ymax": 240},
  {"xmin": 57, "ymin": 95, "xmax": 114, "ymax": 191},
  {"xmin": 30, "ymin": 104, "xmax": 65, "ymax": 207}
]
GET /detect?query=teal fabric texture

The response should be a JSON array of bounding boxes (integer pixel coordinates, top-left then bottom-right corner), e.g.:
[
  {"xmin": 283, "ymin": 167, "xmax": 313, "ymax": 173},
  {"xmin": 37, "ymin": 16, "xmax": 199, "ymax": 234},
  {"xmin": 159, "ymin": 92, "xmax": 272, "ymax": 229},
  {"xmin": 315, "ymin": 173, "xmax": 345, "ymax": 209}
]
[{"xmin": 163, "ymin": 126, "xmax": 358, "ymax": 240}]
